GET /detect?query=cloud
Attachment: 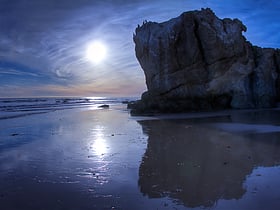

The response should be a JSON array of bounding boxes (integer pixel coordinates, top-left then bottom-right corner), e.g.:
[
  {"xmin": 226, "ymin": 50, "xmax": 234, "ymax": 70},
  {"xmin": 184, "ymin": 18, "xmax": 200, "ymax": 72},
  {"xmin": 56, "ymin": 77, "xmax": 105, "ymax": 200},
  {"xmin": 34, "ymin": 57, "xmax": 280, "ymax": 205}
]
[
  {"xmin": 0, "ymin": 61, "xmax": 56, "ymax": 85},
  {"xmin": 0, "ymin": 68, "xmax": 39, "ymax": 77}
]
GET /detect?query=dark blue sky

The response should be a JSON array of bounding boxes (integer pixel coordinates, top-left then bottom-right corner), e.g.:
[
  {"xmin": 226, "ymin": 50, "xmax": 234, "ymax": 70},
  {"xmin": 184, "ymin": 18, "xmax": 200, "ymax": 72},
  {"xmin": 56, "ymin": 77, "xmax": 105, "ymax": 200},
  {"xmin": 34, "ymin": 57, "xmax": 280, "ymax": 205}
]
[{"xmin": 0, "ymin": 0, "xmax": 279, "ymax": 97}]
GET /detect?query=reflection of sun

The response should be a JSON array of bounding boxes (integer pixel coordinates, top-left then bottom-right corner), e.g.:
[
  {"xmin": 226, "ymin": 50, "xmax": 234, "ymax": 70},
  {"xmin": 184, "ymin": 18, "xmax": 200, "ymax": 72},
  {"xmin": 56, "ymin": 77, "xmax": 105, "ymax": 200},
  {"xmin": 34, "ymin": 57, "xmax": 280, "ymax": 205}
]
[
  {"xmin": 86, "ymin": 41, "xmax": 107, "ymax": 64},
  {"xmin": 92, "ymin": 126, "xmax": 107, "ymax": 156},
  {"xmin": 94, "ymin": 137, "xmax": 107, "ymax": 156}
]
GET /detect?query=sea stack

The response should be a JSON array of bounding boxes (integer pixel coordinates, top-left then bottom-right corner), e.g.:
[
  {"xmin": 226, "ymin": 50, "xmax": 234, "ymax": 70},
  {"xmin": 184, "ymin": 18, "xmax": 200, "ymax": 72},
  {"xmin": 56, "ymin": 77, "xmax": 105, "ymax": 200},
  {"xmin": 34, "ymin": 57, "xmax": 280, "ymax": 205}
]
[{"xmin": 130, "ymin": 8, "xmax": 280, "ymax": 114}]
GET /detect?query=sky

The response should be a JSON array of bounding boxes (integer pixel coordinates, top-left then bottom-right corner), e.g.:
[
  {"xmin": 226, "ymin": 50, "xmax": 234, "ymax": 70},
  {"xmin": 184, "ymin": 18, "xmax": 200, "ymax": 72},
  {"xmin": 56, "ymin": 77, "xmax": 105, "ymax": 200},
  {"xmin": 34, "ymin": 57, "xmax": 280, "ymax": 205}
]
[{"xmin": 0, "ymin": 0, "xmax": 279, "ymax": 98}]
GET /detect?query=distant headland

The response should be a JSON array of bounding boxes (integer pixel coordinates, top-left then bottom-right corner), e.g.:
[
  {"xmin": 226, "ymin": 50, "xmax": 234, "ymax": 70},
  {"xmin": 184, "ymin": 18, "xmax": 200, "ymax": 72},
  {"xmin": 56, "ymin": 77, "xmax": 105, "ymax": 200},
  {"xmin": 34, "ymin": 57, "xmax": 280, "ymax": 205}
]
[{"xmin": 129, "ymin": 8, "xmax": 280, "ymax": 115}]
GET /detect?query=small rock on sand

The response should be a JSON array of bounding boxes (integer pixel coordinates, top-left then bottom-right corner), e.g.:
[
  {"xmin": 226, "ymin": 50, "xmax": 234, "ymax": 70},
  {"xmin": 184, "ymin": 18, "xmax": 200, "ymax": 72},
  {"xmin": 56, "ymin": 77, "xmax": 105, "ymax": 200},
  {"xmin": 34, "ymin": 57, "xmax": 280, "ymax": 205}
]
[{"xmin": 98, "ymin": 104, "xmax": 109, "ymax": 109}]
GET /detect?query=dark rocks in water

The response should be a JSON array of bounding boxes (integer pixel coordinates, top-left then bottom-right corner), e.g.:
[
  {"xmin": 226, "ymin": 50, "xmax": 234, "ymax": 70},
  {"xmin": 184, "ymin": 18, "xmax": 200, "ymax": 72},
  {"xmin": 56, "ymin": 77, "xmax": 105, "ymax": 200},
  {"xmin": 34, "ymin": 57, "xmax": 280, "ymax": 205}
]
[
  {"xmin": 98, "ymin": 104, "xmax": 109, "ymax": 109},
  {"xmin": 131, "ymin": 8, "xmax": 280, "ymax": 115},
  {"xmin": 122, "ymin": 100, "xmax": 129, "ymax": 104}
]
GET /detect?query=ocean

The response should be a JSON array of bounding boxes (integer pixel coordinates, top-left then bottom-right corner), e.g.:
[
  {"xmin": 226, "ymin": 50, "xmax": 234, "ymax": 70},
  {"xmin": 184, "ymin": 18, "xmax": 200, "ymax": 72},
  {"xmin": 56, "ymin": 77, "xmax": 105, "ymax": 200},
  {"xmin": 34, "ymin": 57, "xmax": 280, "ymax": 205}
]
[{"xmin": 0, "ymin": 97, "xmax": 136, "ymax": 120}]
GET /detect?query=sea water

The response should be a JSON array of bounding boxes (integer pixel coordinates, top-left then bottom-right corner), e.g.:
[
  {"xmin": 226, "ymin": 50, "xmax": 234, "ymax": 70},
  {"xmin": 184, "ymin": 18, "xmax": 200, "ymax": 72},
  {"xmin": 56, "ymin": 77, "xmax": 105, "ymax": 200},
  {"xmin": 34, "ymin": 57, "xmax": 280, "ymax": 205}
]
[{"xmin": 0, "ymin": 97, "xmax": 135, "ymax": 120}]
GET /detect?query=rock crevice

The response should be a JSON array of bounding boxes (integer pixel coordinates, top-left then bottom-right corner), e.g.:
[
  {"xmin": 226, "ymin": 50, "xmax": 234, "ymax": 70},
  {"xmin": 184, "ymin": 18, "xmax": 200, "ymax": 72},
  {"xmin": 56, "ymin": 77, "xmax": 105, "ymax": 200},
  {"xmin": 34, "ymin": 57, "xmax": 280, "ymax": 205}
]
[{"xmin": 130, "ymin": 8, "xmax": 280, "ymax": 114}]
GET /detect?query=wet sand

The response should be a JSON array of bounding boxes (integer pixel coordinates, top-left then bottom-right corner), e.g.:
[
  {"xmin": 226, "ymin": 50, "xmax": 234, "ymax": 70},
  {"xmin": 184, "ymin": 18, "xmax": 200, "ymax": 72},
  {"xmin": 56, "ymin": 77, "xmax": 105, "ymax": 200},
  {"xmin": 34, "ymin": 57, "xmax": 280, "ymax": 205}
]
[{"xmin": 1, "ymin": 105, "xmax": 280, "ymax": 209}]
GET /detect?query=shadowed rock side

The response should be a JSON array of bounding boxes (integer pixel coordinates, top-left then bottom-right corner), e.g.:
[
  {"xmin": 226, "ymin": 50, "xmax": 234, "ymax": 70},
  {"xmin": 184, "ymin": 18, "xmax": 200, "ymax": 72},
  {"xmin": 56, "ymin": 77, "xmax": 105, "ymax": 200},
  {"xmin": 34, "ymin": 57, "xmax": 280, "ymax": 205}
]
[
  {"xmin": 137, "ymin": 117, "xmax": 280, "ymax": 208},
  {"xmin": 130, "ymin": 8, "xmax": 280, "ymax": 114}
]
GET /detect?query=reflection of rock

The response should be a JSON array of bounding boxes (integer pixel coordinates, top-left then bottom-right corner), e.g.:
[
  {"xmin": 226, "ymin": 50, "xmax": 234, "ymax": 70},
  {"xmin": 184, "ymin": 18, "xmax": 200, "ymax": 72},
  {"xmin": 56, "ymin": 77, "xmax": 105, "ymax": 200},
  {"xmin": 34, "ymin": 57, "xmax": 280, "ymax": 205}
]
[
  {"xmin": 137, "ymin": 116, "xmax": 280, "ymax": 208},
  {"xmin": 131, "ymin": 8, "xmax": 280, "ymax": 114}
]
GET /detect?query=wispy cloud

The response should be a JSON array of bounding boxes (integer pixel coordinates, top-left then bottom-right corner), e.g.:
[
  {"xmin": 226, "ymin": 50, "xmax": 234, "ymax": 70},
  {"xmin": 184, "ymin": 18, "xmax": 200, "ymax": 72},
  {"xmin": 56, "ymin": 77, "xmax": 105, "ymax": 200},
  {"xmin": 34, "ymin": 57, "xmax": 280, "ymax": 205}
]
[{"xmin": 0, "ymin": 68, "xmax": 39, "ymax": 77}]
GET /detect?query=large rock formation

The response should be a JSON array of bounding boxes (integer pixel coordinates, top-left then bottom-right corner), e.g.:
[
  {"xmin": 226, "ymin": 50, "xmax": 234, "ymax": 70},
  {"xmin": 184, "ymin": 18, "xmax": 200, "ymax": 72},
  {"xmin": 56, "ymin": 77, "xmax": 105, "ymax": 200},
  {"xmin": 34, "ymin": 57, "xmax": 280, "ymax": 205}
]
[{"xmin": 130, "ymin": 8, "xmax": 280, "ymax": 114}]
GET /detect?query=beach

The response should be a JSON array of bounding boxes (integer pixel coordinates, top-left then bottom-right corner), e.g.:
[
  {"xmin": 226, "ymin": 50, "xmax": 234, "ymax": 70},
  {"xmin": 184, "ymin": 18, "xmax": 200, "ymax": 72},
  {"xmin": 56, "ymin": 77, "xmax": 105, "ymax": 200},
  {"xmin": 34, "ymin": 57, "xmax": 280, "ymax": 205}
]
[{"xmin": 1, "ymin": 98, "xmax": 280, "ymax": 210}]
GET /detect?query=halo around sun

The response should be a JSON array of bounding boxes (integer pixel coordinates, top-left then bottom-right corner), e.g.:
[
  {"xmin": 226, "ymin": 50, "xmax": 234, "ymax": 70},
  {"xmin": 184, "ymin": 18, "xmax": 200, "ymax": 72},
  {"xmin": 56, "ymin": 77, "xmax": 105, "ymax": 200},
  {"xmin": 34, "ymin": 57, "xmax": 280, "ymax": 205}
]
[{"xmin": 86, "ymin": 41, "xmax": 107, "ymax": 64}]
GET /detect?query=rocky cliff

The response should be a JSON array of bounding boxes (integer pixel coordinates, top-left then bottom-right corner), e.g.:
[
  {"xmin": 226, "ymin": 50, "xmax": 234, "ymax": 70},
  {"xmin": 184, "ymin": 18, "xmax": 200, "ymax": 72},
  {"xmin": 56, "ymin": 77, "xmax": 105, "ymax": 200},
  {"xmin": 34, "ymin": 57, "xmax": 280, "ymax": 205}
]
[{"xmin": 130, "ymin": 8, "xmax": 280, "ymax": 114}]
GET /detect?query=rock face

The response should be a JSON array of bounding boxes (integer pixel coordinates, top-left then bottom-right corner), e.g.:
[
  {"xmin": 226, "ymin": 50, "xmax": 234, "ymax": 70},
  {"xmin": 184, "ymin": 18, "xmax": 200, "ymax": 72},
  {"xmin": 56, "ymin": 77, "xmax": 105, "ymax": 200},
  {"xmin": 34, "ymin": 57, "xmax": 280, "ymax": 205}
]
[{"xmin": 130, "ymin": 8, "xmax": 280, "ymax": 114}]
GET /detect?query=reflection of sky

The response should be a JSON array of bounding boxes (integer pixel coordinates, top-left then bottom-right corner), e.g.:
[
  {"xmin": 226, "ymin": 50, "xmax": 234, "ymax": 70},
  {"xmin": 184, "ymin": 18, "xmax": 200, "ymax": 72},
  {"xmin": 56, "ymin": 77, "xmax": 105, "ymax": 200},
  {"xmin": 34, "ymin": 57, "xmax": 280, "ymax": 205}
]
[{"xmin": 0, "ymin": 0, "xmax": 279, "ymax": 97}]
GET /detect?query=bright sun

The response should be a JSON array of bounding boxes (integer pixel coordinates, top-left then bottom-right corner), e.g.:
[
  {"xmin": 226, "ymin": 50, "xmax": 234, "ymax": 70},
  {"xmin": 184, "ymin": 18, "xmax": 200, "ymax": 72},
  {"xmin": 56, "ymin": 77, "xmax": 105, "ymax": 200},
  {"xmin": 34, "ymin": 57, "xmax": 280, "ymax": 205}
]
[{"xmin": 86, "ymin": 41, "xmax": 107, "ymax": 64}]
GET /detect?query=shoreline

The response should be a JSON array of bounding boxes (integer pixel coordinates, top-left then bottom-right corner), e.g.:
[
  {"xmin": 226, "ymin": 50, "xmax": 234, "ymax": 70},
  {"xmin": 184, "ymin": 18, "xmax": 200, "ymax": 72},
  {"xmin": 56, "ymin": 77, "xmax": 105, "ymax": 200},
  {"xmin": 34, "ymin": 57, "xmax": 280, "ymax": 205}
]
[{"xmin": 130, "ymin": 105, "xmax": 280, "ymax": 121}]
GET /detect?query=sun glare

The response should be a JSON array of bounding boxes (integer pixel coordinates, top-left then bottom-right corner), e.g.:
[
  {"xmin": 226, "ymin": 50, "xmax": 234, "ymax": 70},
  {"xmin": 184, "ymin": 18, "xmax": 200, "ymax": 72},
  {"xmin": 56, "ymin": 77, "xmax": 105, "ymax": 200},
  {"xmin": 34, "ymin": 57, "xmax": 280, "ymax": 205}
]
[{"xmin": 86, "ymin": 41, "xmax": 107, "ymax": 64}]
